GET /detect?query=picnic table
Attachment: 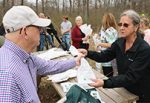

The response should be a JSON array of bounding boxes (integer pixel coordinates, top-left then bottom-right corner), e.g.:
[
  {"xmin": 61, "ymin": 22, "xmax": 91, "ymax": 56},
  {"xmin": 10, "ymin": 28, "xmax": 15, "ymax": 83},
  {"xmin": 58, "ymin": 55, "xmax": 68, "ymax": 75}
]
[
  {"xmin": 53, "ymin": 67, "xmax": 139, "ymax": 103},
  {"xmin": 34, "ymin": 48, "xmax": 139, "ymax": 103}
]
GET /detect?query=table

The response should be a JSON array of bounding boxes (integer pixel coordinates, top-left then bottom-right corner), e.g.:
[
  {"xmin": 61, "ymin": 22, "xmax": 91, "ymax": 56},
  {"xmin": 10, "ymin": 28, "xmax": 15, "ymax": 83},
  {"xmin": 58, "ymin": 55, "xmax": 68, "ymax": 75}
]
[
  {"xmin": 51, "ymin": 56, "xmax": 138, "ymax": 103},
  {"xmin": 34, "ymin": 49, "xmax": 139, "ymax": 103}
]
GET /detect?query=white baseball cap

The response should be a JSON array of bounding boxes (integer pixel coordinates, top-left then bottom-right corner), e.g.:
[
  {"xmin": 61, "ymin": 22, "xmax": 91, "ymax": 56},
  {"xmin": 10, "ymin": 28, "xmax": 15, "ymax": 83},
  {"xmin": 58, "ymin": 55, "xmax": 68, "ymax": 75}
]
[{"xmin": 2, "ymin": 6, "xmax": 51, "ymax": 33}]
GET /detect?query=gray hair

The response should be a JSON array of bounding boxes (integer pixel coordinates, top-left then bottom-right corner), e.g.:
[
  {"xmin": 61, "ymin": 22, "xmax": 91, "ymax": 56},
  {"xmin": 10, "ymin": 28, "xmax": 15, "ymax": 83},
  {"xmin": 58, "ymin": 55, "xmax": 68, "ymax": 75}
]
[
  {"xmin": 121, "ymin": 10, "xmax": 140, "ymax": 26},
  {"xmin": 75, "ymin": 16, "xmax": 82, "ymax": 21}
]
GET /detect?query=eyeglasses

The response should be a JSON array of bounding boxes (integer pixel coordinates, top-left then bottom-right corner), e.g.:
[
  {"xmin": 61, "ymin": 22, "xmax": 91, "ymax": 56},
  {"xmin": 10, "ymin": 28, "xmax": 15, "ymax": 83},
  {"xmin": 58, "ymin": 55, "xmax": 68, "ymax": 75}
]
[{"xmin": 118, "ymin": 23, "xmax": 129, "ymax": 28}]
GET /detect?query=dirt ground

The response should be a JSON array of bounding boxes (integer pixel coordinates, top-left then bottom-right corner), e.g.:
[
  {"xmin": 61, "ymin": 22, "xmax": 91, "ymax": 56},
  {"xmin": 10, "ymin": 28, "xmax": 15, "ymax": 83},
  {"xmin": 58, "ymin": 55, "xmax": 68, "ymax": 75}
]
[{"xmin": 38, "ymin": 77, "xmax": 61, "ymax": 103}]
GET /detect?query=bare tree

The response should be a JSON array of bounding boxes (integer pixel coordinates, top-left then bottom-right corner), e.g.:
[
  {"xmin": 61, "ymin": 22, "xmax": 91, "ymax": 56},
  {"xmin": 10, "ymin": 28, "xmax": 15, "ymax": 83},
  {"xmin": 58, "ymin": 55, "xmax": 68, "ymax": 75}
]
[
  {"xmin": 86, "ymin": 0, "xmax": 89, "ymax": 18},
  {"xmin": 11, "ymin": 0, "xmax": 14, "ymax": 6},
  {"xmin": 82, "ymin": 0, "xmax": 89, "ymax": 22},
  {"xmin": 77, "ymin": 0, "xmax": 81, "ymax": 15},
  {"xmin": 21, "ymin": 0, "xmax": 24, "ymax": 5},
  {"xmin": 62, "ymin": 0, "xmax": 65, "ymax": 12},
  {"xmin": 72, "ymin": 0, "xmax": 75, "ymax": 12},
  {"xmin": 41, "ymin": 0, "xmax": 45, "ymax": 13},
  {"xmin": 3, "ymin": 0, "xmax": 6, "ymax": 15},
  {"xmin": 36, "ymin": 0, "xmax": 39, "ymax": 13},
  {"xmin": 82, "ymin": 0, "xmax": 86, "ymax": 20},
  {"xmin": 69, "ymin": 0, "xmax": 72, "ymax": 14}
]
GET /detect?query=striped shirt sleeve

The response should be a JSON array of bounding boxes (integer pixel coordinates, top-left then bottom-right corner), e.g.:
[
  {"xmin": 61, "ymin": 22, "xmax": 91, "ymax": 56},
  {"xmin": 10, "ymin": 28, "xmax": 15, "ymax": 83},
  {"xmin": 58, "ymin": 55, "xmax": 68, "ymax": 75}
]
[{"xmin": 32, "ymin": 55, "xmax": 76, "ymax": 76}]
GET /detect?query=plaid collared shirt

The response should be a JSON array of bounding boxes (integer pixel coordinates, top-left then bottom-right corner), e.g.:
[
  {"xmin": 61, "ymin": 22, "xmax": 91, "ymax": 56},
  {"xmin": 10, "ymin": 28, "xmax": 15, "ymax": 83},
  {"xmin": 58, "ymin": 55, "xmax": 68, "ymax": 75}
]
[{"xmin": 0, "ymin": 39, "xmax": 76, "ymax": 103}]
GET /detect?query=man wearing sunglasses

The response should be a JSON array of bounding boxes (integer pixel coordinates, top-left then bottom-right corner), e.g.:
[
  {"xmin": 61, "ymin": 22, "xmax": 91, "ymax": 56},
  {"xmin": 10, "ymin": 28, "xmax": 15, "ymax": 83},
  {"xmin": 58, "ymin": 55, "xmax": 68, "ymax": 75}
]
[
  {"xmin": 79, "ymin": 10, "xmax": 150, "ymax": 102},
  {"xmin": 0, "ymin": 6, "xmax": 82, "ymax": 103}
]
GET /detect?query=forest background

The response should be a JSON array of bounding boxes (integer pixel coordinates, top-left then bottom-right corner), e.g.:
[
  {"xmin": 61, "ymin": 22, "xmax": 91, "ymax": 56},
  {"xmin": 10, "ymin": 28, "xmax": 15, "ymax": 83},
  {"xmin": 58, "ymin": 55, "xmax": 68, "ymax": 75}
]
[
  {"xmin": 1, "ymin": 0, "xmax": 150, "ymax": 102},
  {"xmin": 0, "ymin": 0, "xmax": 150, "ymax": 34}
]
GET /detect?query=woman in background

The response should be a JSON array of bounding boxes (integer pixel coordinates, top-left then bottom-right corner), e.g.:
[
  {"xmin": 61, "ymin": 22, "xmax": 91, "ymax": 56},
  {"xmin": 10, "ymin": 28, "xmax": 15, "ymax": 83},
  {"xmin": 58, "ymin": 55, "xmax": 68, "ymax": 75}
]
[
  {"xmin": 71, "ymin": 16, "xmax": 89, "ymax": 50},
  {"xmin": 140, "ymin": 17, "xmax": 150, "ymax": 45},
  {"xmin": 97, "ymin": 13, "xmax": 118, "ymax": 77}
]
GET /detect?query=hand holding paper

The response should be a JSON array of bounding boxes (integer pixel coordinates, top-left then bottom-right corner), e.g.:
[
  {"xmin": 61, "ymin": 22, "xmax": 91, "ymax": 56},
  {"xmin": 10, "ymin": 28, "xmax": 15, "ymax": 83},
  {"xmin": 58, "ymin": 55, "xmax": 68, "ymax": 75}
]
[{"xmin": 80, "ymin": 24, "xmax": 93, "ymax": 44}]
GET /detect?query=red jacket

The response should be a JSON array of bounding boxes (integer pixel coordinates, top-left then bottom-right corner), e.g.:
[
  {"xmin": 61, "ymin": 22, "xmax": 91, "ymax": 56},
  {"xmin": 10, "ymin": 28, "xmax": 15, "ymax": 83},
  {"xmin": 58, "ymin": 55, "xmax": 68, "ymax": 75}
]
[{"xmin": 71, "ymin": 25, "xmax": 89, "ymax": 49}]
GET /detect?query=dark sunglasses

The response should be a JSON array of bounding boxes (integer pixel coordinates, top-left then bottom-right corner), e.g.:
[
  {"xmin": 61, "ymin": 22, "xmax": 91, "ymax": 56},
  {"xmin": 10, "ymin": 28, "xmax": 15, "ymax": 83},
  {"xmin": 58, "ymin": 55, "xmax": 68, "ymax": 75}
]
[{"xmin": 118, "ymin": 23, "xmax": 129, "ymax": 28}]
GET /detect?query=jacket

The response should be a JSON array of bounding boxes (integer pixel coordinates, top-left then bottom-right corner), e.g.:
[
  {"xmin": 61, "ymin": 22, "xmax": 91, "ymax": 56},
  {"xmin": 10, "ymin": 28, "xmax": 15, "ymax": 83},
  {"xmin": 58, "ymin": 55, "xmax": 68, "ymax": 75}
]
[
  {"xmin": 71, "ymin": 25, "xmax": 89, "ymax": 49},
  {"xmin": 87, "ymin": 35, "xmax": 150, "ymax": 102}
]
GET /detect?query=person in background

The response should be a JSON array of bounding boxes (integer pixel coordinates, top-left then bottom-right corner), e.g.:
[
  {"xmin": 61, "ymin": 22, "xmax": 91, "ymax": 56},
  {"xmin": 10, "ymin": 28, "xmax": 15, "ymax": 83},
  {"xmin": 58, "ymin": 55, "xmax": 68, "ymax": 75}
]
[
  {"xmin": 71, "ymin": 16, "xmax": 89, "ymax": 50},
  {"xmin": 38, "ymin": 13, "xmax": 55, "ymax": 51},
  {"xmin": 46, "ymin": 17, "xmax": 57, "ymax": 44},
  {"xmin": 0, "ymin": 24, "xmax": 5, "ymax": 47},
  {"xmin": 60, "ymin": 16, "xmax": 72, "ymax": 50},
  {"xmin": 45, "ymin": 16, "xmax": 56, "ymax": 47},
  {"xmin": 0, "ymin": 6, "xmax": 82, "ymax": 102},
  {"xmin": 78, "ymin": 10, "xmax": 150, "ymax": 102},
  {"xmin": 97, "ymin": 13, "xmax": 118, "ymax": 77},
  {"xmin": 92, "ymin": 33, "xmax": 102, "ymax": 72},
  {"xmin": 140, "ymin": 17, "xmax": 150, "ymax": 45},
  {"xmin": 0, "ymin": 23, "xmax": 6, "ymax": 36}
]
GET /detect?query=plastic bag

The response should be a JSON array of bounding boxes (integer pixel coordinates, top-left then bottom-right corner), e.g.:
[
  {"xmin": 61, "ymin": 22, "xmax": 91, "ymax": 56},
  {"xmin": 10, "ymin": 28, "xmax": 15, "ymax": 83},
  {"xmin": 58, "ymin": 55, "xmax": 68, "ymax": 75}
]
[{"xmin": 77, "ymin": 58, "xmax": 96, "ymax": 86}]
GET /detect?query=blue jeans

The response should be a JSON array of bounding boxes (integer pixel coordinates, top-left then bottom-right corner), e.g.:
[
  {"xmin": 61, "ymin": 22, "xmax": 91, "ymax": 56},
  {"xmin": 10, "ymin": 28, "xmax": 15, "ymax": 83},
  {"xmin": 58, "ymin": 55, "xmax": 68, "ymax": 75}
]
[
  {"xmin": 62, "ymin": 33, "xmax": 71, "ymax": 50},
  {"xmin": 46, "ymin": 34, "xmax": 55, "ymax": 47},
  {"xmin": 39, "ymin": 33, "xmax": 45, "ymax": 51}
]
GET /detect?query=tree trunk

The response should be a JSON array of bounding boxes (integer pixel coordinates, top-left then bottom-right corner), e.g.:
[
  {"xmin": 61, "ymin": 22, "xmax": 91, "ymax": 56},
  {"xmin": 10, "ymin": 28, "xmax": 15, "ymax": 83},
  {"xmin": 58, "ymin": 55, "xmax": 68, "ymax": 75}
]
[
  {"xmin": 3, "ymin": 0, "xmax": 6, "ymax": 16},
  {"xmin": 72, "ymin": 0, "xmax": 75, "ymax": 12},
  {"xmin": 11, "ymin": 0, "xmax": 14, "ymax": 7},
  {"xmin": 62, "ymin": 0, "xmax": 65, "ymax": 13},
  {"xmin": 83, "ymin": 0, "xmax": 88, "ymax": 22},
  {"xmin": 36, "ymin": 0, "xmax": 39, "ymax": 13},
  {"xmin": 86, "ymin": 0, "xmax": 89, "ymax": 18},
  {"xmin": 42, "ymin": 0, "xmax": 45, "ymax": 13},
  {"xmin": 57, "ymin": 0, "xmax": 60, "ymax": 13},
  {"xmin": 21, "ymin": 0, "xmax": 24, "ymax": 5},
  {"xmin": 77, "ymin": 0, "xmax": 81, "ymax": 15},
  {"xmin": 69, "ymin": 0, "xmax": 72, "ymax": 14}
]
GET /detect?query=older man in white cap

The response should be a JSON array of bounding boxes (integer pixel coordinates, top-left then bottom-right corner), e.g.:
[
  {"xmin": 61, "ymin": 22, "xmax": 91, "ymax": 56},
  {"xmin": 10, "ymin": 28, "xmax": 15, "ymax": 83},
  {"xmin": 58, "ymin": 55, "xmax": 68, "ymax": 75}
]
[{"xmin": 0, "ymin": 6, "xmax": 81, "ymax": 103}]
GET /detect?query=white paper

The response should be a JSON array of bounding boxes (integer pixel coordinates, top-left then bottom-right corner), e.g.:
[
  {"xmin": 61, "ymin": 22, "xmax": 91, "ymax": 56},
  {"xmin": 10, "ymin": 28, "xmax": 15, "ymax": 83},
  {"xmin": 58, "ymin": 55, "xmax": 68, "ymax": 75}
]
[
  {"xmin": 90, "ymin": 91, "xmax": 105, "ymax": 103},
  {"xmin": 69, "ymin": 45, "xmax": 79, "ymax": 56},
  {"xmin": 47, "ymin": 69, "xmax": 77, "ymax": 83},
  {"xmin": 79, "ymin": 24, "xmax": 93, "ymax": 44},
  {"xmin": 60, "ymin": 82, "xmax": 77, "ymax": 93},
  {"xmin": 79, "ymin": 24, "xmax": 93, "ymax": 36},
  {"xmin": 37, "ymin": 48, "xmax": 69, "ymax": 60}
]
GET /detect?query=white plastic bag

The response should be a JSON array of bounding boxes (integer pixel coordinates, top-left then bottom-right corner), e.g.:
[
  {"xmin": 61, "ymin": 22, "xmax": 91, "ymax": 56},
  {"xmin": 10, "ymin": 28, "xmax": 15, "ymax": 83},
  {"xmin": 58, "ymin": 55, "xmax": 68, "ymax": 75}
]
[
  {"xmin": 69, "ymin": 45, "xmax": 79, "ymax": 57},
  {"xmin": 77, "ymin": 58, "xmax": 96, "ymax": 84}
]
